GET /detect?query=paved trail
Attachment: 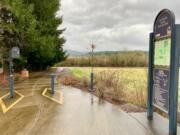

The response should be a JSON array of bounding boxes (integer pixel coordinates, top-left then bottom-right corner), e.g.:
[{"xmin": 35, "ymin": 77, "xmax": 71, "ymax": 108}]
[{"xmin": 0, "ymin": 72, "xmax": 179, "ymax": 135}]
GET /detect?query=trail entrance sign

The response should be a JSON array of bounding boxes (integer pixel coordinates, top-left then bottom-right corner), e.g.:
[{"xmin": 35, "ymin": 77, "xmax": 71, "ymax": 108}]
[
  {"xmin": 153, "ymin": 9, "xmax": 173, "ymax": 112},
  {"xmin": 147, "ymin": 9, "xmax": 180, "ymax": 135}
]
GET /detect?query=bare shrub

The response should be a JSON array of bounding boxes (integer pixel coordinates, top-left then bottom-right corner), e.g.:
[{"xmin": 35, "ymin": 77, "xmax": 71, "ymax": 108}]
[
  {"xmin": 95, "ymin": 69, "xmax": 147, "ymax": 108},
  {"xmin": 96, "ymin": 82, "xmax": 105, "ymax": 98},
  {"xmin": 131, "ymin": 80, "xmax": 147, "ymax": 107},
  {"xmin": 81, "ymin": 76, "xmax": 88, "ymax": 87},
  {"xmin": 95, "ymin": 70, "xmax": 126, "ymax": 102},
  {"xmin": 112, "ymin": 76, "xmax": 126, "ymax": 102}
]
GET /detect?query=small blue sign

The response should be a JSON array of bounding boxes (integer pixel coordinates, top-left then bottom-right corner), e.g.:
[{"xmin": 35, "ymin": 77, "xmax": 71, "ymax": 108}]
[{"xmin": 11, "ymin": 47, "xmax": 20, "ymax": 59}]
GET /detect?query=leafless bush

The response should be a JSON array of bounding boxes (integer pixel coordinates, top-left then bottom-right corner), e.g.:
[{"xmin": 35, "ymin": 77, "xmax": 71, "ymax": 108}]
[
  {"xmin": 81, "ymin": 76, "xmax": 88, "ymax": 87},
  {"xmin": 96, "ymin": 82, "xmax": 105, "ymax": 98},
  {"xmin": 130, "ymin": 80, "xmax": 147, "ymax": 107},
  {"xmin": 57, "ymin": 51, "xmax": 148, "ymax": 67},
  {"xmin": 95, "ymin": 71, "xmax": 126, "ymax": 102},
  {"xmin": 95, "ymin": 69, "xmax": 147, "ymax": 108}
]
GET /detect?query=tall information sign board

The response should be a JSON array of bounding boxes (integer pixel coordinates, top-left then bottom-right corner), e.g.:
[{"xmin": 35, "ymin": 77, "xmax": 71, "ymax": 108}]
[
  {"xmin": 147, "ymin": 9, "xmax": 180, "ymax": 135},
  {"xmin": 153, "ymin": 9, "xmax": 173, "ymax": 112}
]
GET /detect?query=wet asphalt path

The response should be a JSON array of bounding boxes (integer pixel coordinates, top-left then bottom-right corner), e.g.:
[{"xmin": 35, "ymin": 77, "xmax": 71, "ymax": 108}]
[{"xmin": 0, "ymin": 72, "xmax": 179, "ymax": 135}]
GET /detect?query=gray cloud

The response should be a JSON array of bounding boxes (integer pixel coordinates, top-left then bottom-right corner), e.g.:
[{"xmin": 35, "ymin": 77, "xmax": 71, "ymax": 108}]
[{"xmin": 57, "ymin": 0, "xmax": 180, "ymax": 52}]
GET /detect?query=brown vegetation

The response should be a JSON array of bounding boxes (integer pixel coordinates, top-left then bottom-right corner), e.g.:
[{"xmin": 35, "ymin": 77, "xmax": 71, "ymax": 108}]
[
  {"xmin": 57, "ymin": 51, "xmax": 148, "ymax": 67},
  {"xmin": 94, "ymin": 70, "xmax": 147, "ymax": 109}
]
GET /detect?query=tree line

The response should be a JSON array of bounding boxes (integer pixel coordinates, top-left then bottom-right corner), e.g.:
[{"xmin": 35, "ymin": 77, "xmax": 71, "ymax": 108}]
[{"xmin": 0, "ymin": 0, "xmax": 66, "ymax": 71}]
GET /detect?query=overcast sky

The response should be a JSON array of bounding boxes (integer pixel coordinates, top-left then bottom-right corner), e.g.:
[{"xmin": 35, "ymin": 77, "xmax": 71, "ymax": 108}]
[{"xmin": 57, "ymin": 0, "xmax": 180, "ymax": 52}]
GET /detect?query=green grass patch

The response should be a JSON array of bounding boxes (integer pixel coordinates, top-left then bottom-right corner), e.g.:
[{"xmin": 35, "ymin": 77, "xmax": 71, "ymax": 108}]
[{"xmin": 69, "ymin": 67, "xmax": 90, "ymax": 80}]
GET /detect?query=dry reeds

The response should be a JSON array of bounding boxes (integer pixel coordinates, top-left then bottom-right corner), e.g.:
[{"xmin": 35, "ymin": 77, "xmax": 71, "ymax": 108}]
[
  {"xmin": 95, "ymin": 70, "xmax": 147, "ymax": 108},
  {"xmin": 58, "ymin": 51, "xmax": 148, "ymax": 67}
]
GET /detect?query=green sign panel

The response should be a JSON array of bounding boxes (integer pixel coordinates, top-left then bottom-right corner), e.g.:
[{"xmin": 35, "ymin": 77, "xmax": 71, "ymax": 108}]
[{"xmin": 154, "ymin": 39, "xmax": 171, "ymax": 66}]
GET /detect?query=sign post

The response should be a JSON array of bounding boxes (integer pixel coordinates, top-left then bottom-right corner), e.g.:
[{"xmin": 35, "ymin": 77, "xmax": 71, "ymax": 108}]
[
  {"xmin": 169, "ymin": 24, "xmax": 180, "ymax": 135},
  {"xmin": 50, "ymin": 73, "xmax": 56, "ymax": 95},
  {"xmin": 147, "ymin": 32, "xmax": 154, "ymax": 120},
  {"xmin": 9, "ymin": 47, "xmax": 20, "ymax": 98},
  {"xmin": 147, "ymin": 9, "xmax": 180, "ymax": 135}
]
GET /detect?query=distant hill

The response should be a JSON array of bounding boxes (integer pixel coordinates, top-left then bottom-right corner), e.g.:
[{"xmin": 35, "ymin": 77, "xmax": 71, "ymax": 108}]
[{"xmin": 65, "ymin": 49, "xmax": 88, "ymax": 56}]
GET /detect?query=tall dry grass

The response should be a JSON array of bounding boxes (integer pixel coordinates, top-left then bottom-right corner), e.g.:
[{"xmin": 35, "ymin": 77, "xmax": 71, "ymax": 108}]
[
  {"xmin": 58, "ymin": 51, "xmax": 148, "ymax": 67},
  {"xmin": 95, "ymin": 70, "xmax": 147, "ymax": 108}
]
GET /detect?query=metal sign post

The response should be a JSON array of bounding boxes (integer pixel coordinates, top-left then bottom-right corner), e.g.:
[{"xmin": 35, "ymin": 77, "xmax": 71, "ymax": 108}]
[
  {"xmin": 9, "ymin": 47, "xmax": 20, "ymax": 98},
  {"xmin": 169, "ymin": 24, "xmax": 180, "ymax": 135},
  {"xmin": 147, "ymin": 9, "xmax": 180, "ymax": 135},
  {"xmin": 147, "ymin": 32, "xmax": 154, "ymax": 120},
  {"xmin": 9, "ymin": 57, "xmax": 14, "ymax": 98},
  {"xmin": 50, "ymin": 73, "xmax": 56, "ymax": 95}
]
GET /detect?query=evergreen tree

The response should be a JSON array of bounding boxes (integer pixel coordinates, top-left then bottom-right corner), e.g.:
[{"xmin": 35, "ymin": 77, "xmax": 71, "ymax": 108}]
[
  {"xmin": 23, "ymin": 0, "xmax": 67, "ymax": 70},
  {"xmin": 0, "ymin": 0, "xmax": 66, "ymax": 71}
]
